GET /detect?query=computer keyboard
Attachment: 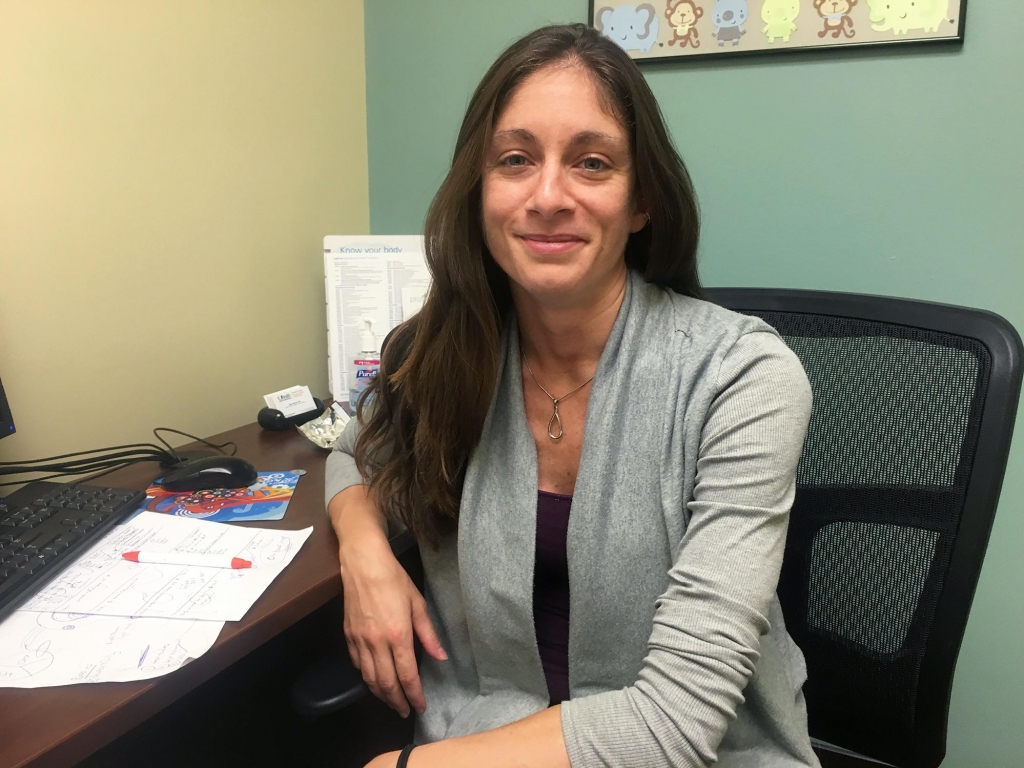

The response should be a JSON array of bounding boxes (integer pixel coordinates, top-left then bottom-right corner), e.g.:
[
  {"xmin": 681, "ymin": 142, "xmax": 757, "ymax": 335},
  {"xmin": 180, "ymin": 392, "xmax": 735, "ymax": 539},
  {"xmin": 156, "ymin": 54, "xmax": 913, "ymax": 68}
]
[{"xmin": 0, "ymin": 481, "xmax": 145, "ymax": 622}]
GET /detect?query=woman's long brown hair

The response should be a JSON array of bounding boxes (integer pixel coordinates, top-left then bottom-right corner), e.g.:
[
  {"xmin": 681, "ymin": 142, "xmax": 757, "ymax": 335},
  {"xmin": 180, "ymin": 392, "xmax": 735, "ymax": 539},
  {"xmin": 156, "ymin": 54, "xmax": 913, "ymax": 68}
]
[{"xmin": 354, "ymin": 24, "xmax": 702, "ymax": 548}]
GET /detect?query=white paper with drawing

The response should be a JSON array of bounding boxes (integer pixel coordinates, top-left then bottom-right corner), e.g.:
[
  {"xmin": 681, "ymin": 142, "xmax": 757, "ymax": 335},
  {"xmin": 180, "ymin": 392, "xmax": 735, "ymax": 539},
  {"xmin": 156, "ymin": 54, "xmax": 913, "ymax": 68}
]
[
  {"xmin": 0, "ymin": 610, "xmax": 224, "ymax": 688},
  {"xmin": 19, "ymin": 512, "xmax": 313, "ymax": 621},
  {"xmin": 323, "ymin": 235, "xmax": 430, "ymax": 401}
]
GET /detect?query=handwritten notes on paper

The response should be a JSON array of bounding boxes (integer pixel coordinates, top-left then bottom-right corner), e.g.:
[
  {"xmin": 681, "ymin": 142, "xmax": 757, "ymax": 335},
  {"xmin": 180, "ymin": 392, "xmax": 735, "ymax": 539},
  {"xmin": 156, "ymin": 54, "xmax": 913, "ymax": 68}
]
[
  {"xmin": 20, "ymin": 512, "xmax": 313, "ymax": 622},
  {"xmin": 0, "ymin": 512, "xmax": 311, "ymax": 687},
  {"xmin": 0, "ymin": 611, "xmax": 224, "ymax": 688}
]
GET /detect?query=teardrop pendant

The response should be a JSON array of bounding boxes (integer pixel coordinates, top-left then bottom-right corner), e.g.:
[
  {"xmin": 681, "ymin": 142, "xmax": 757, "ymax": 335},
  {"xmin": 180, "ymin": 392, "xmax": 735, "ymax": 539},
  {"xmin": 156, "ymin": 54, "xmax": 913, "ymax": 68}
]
[
  {"xmin": 521, "ymin": 349, "xmax": 593, "ymax": 442},
  {"xmin": 547, "ymin": 400, "xmax": 564, "ymax": 440}
]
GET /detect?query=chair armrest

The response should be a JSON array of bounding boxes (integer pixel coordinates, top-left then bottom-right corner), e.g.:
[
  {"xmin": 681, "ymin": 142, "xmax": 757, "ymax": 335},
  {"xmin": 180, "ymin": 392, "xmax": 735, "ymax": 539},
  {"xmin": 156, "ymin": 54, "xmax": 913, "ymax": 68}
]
[{"xmin": 290, "ymin": 649, "xmax": 368, "ymax": 717}]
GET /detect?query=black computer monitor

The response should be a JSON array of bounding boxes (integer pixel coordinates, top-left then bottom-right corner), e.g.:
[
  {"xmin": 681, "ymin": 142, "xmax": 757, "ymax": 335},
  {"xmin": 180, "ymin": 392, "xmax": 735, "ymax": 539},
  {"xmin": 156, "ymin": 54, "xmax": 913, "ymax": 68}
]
[{"xmin": 0, "ymin": 372, "xmax": 15, "ymax": 441}]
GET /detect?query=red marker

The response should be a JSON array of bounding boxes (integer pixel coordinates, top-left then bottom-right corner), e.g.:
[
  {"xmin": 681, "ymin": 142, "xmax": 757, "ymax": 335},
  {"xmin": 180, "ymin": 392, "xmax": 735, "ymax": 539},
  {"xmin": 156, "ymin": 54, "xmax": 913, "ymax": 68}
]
[{"xmin": 122, "ymin": 551, "xmax": 252, "ymax": 569}]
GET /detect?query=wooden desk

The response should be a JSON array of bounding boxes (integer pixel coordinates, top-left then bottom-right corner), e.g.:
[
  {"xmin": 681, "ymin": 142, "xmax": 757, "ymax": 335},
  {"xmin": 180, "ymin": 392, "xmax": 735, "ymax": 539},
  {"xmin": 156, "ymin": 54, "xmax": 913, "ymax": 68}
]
[{"xmin": 0, "ymin": 423, "xmax": 346, "ymax": 768}]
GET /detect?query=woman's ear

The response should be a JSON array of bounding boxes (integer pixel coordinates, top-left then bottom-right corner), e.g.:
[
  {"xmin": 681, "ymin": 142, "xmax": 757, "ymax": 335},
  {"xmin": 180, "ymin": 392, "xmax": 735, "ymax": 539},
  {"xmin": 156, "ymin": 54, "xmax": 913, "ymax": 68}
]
[{"xmin": 630, "ymin": 207, "xmax": 650, "ymax": 233}]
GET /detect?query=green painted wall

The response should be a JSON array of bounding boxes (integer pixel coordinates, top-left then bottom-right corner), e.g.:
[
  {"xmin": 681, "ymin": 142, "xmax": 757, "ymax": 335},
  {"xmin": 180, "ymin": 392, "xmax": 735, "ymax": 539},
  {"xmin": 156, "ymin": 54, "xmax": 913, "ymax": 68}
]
[{"xmin": 365, "ymin": 3, "xmax": 1023, "ymax": 765}]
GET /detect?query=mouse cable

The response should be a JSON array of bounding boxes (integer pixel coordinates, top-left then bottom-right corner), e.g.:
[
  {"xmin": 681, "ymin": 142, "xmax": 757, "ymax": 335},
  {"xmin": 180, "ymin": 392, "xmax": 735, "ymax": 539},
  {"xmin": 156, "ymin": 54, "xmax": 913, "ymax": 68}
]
[
  {"xmin": 0, "ymin": 452, "xmax": 163, "ymax": 476},
  {"xmin": 65, "ymin": 429, "xmax": 240, "ymax": 488},
  {"xmin": 0, "ymin": 428, "xmax": 239, "ymax": 488},
  {"xmin": 0, "ymin": 457, "xmax": 155, "ymax": 487},
  {"xmin": 153, "ymin": 428, "xmax": 237, "ymax": 458},
  {"xmin": 0, "ymin": 451, "xmax": 172, "ymax": 478},
  {"xmin": 69, "ymin": 456, "xmax": 156, "ymax": 487},
  {"xmin": 0, "ymin": 442, "xmax": 175, "ymax": 467}
]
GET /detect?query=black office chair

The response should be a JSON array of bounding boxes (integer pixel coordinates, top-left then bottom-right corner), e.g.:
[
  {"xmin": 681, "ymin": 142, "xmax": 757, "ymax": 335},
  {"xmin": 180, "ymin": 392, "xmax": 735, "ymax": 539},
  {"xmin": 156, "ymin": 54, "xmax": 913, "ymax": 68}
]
[
  {"xmin": 295, "ymin": 289, "xmax": 1022, "ymax": 768},
  {"xmin": 706, "ymin": 288, "xmax": 1022, "ymax": 768}
]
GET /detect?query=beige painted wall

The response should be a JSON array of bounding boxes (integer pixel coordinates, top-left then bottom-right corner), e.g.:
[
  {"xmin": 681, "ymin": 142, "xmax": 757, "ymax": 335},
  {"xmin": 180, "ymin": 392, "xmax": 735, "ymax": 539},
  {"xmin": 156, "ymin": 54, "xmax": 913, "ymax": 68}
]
[{"xmin": 0, "ymin": 0, "xmax": 368, "ymax": 470}]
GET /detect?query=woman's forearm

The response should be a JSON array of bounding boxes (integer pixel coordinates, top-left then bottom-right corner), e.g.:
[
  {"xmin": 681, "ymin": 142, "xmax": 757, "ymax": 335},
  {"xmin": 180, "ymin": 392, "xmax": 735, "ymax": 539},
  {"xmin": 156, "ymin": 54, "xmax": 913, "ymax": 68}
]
[
  {"xmin": 371, "ymin": 706, "xmax": 571, "ymax": 768},
  {"xmin": 328, "ymin": 484, "xmax": 391, "ymax": 563}
]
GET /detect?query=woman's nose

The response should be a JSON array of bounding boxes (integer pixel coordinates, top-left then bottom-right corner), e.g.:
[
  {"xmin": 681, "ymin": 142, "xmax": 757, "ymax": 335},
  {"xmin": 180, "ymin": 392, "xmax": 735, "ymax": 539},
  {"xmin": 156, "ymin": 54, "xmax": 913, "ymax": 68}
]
[{"xmin": 528, "ymin": 162, "xmax": 573, "ymax": 217}]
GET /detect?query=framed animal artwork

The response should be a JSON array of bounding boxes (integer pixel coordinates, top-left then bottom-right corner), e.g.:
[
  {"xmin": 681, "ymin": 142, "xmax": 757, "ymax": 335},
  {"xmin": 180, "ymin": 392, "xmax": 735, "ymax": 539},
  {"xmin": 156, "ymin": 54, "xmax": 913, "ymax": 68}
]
[{"xmin": 588, "ymin": 0, "xmax": 966, "ymax": 62}]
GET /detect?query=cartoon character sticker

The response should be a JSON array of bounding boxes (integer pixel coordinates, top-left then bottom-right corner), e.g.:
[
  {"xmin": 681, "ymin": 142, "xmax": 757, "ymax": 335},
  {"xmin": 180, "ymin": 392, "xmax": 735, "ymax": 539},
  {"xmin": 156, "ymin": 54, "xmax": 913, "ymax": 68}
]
[
  {"xmin": 762, "ymin": 0, "xmax": 801, "ymax": 43},
  {"xmin": 666, "ymin": 1, "xmax": 704, "ymax": 48},
  {"xmin": 711, "ymin": 0, "xmax": 749, "ymax": 46},
  {"xmin": 814, "ymin": 0, "xmax": 857, "ymax": 38},
  {"xmin": 595, "ymin": 4, "xmax": 661, "ymax": 53},
  {"xmin": 866, "ymin": 0, "xmax": 949, "ymax": 35}
]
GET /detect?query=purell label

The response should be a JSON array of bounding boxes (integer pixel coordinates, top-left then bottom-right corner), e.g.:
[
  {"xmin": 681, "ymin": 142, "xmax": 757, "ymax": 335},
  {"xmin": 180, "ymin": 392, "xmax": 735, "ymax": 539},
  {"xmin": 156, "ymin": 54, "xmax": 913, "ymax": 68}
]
[
  {"xmin": 355, "ymin": 369, "xmax": 378, "ymax": 381},
  {"xmin": 353, "ymin": 358, "xmax": 379, "ymax": 366}
]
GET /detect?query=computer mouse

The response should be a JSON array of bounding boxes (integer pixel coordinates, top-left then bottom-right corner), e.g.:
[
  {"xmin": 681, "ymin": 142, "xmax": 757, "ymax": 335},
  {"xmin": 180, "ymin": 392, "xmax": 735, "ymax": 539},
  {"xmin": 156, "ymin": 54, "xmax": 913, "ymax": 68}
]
[{"xmin": 158, "ymin": 456, "xmax": 258, "ymax": 493}]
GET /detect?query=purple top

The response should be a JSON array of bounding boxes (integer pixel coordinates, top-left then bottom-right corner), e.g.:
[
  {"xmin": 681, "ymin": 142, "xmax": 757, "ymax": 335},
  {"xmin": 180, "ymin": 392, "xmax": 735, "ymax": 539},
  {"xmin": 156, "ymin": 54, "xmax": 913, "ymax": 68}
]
[{"xmin": 534, "ymin": 490, "xmax": 572, "ymax": 705}]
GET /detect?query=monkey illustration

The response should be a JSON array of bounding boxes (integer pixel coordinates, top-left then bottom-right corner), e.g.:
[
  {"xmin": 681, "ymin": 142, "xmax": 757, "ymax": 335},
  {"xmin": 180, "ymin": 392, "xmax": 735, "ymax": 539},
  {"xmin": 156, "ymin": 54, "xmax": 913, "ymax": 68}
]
[
  {"xmin": 814, "ymin": 0, "xmax": 856, "ymax": 38},
  {"xmin": 666, "ymin": 0, "xmax": 704, "ymax": 48}
]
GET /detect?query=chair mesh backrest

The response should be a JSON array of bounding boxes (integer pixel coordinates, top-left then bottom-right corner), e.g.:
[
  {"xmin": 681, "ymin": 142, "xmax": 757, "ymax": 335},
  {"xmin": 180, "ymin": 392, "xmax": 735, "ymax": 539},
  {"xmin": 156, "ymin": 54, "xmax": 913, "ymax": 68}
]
[{"xmin": 751, "ymin": 312, "xmax": 990, "ymax": 756}]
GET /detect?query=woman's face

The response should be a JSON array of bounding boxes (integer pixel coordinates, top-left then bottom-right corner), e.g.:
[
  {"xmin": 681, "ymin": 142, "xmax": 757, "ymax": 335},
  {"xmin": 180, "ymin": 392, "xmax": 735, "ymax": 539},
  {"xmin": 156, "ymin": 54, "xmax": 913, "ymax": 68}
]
[{"xmin": 481, "ymin": 64, "xmax": 647, "ymax": 307}]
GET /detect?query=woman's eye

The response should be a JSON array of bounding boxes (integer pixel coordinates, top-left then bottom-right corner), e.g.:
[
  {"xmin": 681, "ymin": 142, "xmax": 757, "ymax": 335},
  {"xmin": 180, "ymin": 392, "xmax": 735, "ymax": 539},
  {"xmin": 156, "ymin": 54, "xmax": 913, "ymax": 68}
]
[
  {"xmin": 501, "ymin": 154, "xmax": 528, "ymax": 167},
  {"xmin": 580, "ymin": 157, "xmax": 607, "ymax": 172}
]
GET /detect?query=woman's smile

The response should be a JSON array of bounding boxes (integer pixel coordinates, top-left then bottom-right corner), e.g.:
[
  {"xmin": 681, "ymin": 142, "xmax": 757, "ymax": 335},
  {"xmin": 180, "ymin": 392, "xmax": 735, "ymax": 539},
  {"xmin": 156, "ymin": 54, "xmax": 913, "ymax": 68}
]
[{"xmin": 517, "ymin": 232, "xmax": 587, "ymax": 256}]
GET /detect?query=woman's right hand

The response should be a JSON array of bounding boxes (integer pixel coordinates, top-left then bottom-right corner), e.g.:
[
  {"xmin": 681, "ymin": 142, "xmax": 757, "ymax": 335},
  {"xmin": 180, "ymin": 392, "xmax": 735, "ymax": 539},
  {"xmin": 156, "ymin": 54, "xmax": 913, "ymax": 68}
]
[{"xmin": 330, "ymin": 487, "xmax": 447, "ymax": 718}]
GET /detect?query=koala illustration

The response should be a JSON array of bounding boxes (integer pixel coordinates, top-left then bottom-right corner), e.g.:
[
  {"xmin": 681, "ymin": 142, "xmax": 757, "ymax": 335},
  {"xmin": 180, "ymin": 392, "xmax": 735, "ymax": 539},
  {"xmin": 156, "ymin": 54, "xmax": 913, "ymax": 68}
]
[
  {"xmin": 762, "ymin": 0, "xmax": 800, "ymax": 43},
  {"xmin": 595, "ymin": 4, "xmax": 661, "ymax": 54},
  {"xmin": 666, "ymin": 0, "xmax": 704, "ymax": 48},
  {"xmin": 866, "ymin": 0, "xmax": 948, "ymax": 35},
  {"xmin": 711, "ymin": 0, "xmax": 748, "ymax": 46},
  {"xmin": 814, "ymin": 0, "xmax": 856, "ymax": 38}
]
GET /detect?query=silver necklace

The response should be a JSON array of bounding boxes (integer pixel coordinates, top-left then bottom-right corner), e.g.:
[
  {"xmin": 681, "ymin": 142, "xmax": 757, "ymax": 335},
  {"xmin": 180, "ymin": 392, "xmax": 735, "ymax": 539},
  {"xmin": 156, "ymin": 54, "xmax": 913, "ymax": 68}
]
[{"xmin": 522, "ymin": 352, "xmax": 595, "ymax": 440}]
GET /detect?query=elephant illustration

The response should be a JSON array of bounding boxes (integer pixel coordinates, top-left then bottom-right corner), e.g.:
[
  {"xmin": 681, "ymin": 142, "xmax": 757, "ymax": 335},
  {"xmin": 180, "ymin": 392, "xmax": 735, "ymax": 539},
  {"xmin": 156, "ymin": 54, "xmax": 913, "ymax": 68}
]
[
  {"xmin": 866, "ymin": 0, "xmax": 949, "ymax": 35},
  {"xmin": 595, "ymin": 4, "xmax": 661, "ymax": 54}
]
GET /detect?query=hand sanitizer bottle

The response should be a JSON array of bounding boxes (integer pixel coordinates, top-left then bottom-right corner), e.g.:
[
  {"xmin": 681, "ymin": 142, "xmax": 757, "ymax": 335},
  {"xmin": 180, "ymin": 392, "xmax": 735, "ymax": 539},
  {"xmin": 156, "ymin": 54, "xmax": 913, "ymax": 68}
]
[{"xmin": 349, "ymin": 318, "xmax": 380, "ymax": 408}]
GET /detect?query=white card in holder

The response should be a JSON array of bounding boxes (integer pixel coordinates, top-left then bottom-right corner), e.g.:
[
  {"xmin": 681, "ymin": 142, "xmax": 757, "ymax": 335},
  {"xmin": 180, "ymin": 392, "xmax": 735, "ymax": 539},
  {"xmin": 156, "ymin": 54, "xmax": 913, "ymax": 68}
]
[{"xmin": 264, "ymin": 385, "xmax": 317, "ymax": 418}]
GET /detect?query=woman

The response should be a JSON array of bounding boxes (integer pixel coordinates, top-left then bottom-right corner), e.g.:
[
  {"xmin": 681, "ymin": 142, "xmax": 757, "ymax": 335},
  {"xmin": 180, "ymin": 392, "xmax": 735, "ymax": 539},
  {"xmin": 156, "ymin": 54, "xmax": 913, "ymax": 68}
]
[{"xmin": 326, "ymin": 24, "xmax": 818, "ymax": 768}]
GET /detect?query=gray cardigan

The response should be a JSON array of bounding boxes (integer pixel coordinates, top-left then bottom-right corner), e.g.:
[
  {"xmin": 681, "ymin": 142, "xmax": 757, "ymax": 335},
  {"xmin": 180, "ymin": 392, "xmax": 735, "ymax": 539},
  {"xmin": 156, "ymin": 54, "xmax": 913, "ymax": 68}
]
[{"xmin": 326, "ymin": 270, "xmax": 820, "ymax": 767}]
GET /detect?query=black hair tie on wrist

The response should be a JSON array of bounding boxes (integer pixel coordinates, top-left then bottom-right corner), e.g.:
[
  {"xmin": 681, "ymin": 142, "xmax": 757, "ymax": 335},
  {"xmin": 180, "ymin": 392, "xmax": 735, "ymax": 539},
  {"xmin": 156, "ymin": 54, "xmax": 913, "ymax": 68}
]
[{"xmin": 396, "ymin": 744, "xmax": 415, "ymax": 768}]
